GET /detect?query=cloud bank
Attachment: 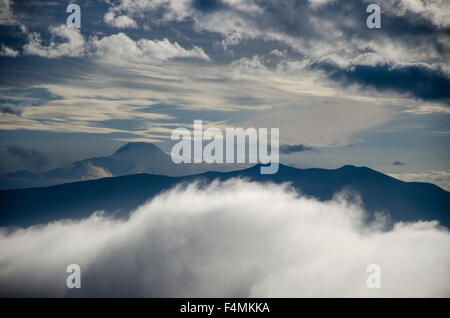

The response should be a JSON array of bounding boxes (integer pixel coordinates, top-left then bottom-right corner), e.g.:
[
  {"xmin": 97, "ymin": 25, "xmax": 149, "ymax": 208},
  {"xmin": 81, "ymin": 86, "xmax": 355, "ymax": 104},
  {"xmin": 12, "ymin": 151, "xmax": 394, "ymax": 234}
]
[
  {"xmin": 23, "ymin": 25, "xmax": 210, "ymax": 62},
  {"xmin": 0, "ymin": 179, "xmax": 449, "ymax": 297}
]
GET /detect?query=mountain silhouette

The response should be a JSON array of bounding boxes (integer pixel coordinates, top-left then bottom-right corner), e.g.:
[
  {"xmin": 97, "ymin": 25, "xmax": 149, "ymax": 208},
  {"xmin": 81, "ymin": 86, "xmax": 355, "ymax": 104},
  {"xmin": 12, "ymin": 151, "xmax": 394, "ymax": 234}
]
[
  {"xmin": 0, "ymin": 163, "xmax": 448, "ymax": 228},
  {"xmin": 0, "ymin": 142, "xmax": 248, "ymax": 189}
]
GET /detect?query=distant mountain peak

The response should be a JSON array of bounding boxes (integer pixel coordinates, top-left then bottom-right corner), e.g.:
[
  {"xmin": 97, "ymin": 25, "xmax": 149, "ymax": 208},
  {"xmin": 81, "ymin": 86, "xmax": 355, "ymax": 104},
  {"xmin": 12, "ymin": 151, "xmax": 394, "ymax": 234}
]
[{"xmin": 114, "ymin": 142, "xmax": 163, "ymax": 155}]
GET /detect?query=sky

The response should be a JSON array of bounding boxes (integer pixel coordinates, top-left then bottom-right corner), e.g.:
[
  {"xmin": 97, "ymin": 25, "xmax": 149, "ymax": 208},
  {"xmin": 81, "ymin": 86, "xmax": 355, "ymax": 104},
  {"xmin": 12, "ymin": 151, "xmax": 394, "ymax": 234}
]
[{"xmin": 0, "ymin": 0, "xmax": 449, "ymax": 187}]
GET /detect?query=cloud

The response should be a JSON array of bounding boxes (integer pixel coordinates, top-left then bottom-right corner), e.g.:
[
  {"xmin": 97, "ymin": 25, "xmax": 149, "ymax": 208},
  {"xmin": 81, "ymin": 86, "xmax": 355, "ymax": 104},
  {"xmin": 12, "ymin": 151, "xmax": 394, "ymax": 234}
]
[
  {"xmin": 280, "ymin": 144, "xmax": 316, "ymax": 154},
  {"xmin": 269, "ymin": 49, "xmax": 285, "ymax": 57},
  {"xmin": 393, "ymin": 161, "xmax": 406, "ymax": 166},
  {"xmin": 2, "ymin": 0, "xmax": 445, "ymax": 145},
  {"xmin": 22, "ymin": 26, "xmax": 210, "ymax": 62},
  {"xmin": 0, "ymin": 103, "xmax": 22, "ymax": 116},
  {"xmin": 375, "ymin": 0, "xmax": 450, "ymax": 29},
  {"xmin": 0, "ymin": 87, "xmax": 62, "ymax": 118},
  {"xmin": 0, "ymin": 44, "xmax": 19, "ymax": 57},
  {"xmin": 0, "ymin": 57, "xmax": 396, "ymax": 146},
  {"xmin": 230, "ymin": 55, "xmax": 267, "ymax": 80},
  {"xmin": 103, "ymin": 12, "xmax": 138, "ymax": 29},
  {"xmin": 107, "ymin": 0, "xmax": 449, "ymax": 105},
  {"xmin": 128, "ymin": 0, "xmax": 449, "ymax": 61},
  {"xmin": 23, "ymin": 25, "xmax": 85, "ymax": 58},
  {"xmin": 307, "ymin": 0, "xmax": 336, "ymax": 8},
  {"xmin": 90, "ymin": 33, "xmax": 210, "ymax": 62},
  {"xmin": 6, "ymin": 144, "xmax": 50, "ymax": 171},
  {"xmin": 6, "ymin": 1, "xmax": 450, "ymax": 106},
  {"xmin": 389, "ymin": 171, "xmax": 450, "ymax": 191},
  {"xmin": 82, "ymin": 163, "xmax": 113, "ymax": 180},
  {"xmin": 0, "ymin": 179, "xmax": 448, "ymax": 297},
  {"xmin": 315, "ymin": 63, "xmax": 450, "ymax": 104}
]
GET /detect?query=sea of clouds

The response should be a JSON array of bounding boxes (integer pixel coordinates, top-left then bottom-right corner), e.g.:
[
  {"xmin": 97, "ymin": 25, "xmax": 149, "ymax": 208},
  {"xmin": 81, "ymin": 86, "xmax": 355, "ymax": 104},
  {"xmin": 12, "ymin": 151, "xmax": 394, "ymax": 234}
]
[{"xmin": 0, "ymin": 179, "xmax": 449, "ymax": 297}]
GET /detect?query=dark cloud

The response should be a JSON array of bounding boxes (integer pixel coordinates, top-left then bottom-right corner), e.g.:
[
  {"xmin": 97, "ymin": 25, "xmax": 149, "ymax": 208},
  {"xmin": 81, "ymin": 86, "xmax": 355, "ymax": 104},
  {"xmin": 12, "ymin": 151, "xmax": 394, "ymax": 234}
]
[
  {"xmin": 0, "ymin": 87, "xmax": 63, "ymax": 117},
  {"xmin": 393, "ymin": 161, "xmax": 406, "ymax": 166},
  {"xmin": 315, "ymin": 63, "xmax": 450, "ymax": 104},
  {"xmin": 6, "ymin": 144, "xmax": 50, "ymax": 171},
  {"xmin": 0, "ymin": 104, "xmax": 22, "ymax": 116},
  {"xmin": 280, "ymin": 144, "xmax": 316, "ymax": 154}
]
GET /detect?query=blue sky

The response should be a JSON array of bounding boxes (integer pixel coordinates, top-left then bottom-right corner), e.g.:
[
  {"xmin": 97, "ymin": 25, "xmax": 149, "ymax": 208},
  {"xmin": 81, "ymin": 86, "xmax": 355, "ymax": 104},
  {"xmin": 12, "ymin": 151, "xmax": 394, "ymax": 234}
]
[{"xmin": 0, "ymin": 0, "xmax": 449, "ymax": 188}]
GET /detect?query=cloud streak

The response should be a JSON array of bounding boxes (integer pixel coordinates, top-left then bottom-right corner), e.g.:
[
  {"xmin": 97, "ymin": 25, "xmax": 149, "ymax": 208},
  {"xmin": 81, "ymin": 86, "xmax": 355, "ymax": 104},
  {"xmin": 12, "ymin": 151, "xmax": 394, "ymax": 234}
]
[
  {"xmin": 280, "ymin": 144, "xmax": 316, "ymax": 154},
  {"xmin": 0, "ymin": 179, "xmax": 448, "ymax": 297},
  {"xmin": 6, "ymin": 144, "xmax": 50, "ymax": 171}
]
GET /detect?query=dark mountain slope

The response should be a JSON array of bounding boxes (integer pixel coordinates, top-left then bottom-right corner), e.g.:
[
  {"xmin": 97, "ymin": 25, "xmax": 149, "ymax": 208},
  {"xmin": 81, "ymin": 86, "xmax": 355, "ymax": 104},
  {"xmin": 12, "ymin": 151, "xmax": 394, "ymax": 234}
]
[{"xmin": 0, "ymin": 164, "xmax": 448, "ymax": 228}]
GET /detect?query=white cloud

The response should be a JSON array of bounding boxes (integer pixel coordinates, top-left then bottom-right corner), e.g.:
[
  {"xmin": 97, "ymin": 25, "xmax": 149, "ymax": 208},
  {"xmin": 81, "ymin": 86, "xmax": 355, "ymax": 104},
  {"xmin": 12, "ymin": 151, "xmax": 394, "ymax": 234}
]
[
  {"xmin": 230, "ymin": 55, "xmax": 267, "ymax": 80},
  {"xmin": 374, "ymin": 0, "xmax": 450, "ymax": 28},
  {"xmin": 23, "ymin": 25, "xmax": 85, "ymax": 58},
  {"xmin": 389, "ymin": 171, "xmax": 450, "ymax": 191},
  {"xmin": 0, "ymin": 179, "xmax": 448, "ymax": 297},
  {"xmin": 90, "ymin": 33, "xmax": 210, "ymax": 62},
  {"xmin": 307, "ymin": 0, "xmax": 337, "ymax": 9},
  {"xmin": 103, "ymin": 11, "xmax": 138, "ymax": 29},
  {"xmin": 0, "ymin": 44, "xmax": 19, "ymax": 57},
  {"xmin": 103, "ymin": 0, "xmax": 191, "ymax": 22},
  {"xmin": 22, "ymin": 26, "xmax": 210, "ymax": 62},
  {"xmin": 269, "ymin": 49, "xmax": 285, "ymax": 57}
]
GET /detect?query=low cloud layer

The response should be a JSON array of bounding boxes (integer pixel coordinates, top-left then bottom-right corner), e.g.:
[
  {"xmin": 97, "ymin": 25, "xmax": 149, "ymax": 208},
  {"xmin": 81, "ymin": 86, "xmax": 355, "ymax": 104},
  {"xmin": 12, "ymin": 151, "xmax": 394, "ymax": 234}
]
[{"xmin": 0, "ymin": 179, "xmax": 449, "ymax": 297}]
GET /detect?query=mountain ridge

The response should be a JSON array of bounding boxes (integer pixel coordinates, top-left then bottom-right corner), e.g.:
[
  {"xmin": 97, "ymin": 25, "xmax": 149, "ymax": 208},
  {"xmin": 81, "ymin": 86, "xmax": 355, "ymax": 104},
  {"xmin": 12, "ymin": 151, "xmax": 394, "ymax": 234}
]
[
  {"xmin": 0, "ymin": 142, "xmax": 250, "ymax": 189},
  {"xmin": 1, "ymin": 163, "xmax": 448, "ymax": 228}
]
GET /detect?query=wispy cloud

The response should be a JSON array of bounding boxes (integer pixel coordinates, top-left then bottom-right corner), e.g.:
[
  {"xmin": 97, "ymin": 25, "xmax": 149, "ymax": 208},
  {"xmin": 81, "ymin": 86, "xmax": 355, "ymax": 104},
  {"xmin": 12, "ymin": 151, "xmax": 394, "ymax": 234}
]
[
  {"xmin": 6, "ymin": 144, "xmax": 50, "ymax": 171},
  {"xmin": 280, "ymin": 144, "xmax": 316, "ymax": 154},
  {"xmin": 0, "ymin": 103, "xmax": 22, "ymax": 116},
  {"xmin": 0, "ymin": 44, "xmax": 19, "ymax": 57}
]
